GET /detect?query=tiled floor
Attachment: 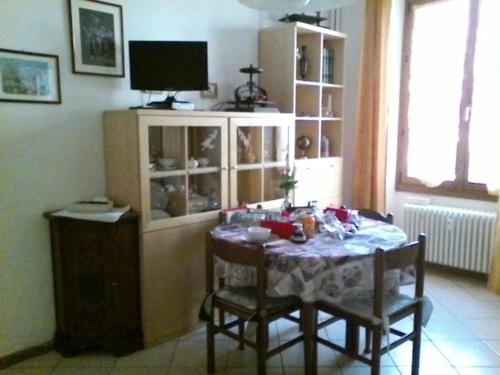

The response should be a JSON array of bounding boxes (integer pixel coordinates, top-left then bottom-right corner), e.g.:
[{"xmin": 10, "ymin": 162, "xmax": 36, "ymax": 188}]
[{"xmin": 2, "ymin": 268, "xmax": 500, "ymax": 374}]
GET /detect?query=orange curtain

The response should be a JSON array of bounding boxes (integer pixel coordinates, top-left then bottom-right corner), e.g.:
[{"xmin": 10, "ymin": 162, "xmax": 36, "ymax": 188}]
[{"xmin": 351, "ymin": 0, "xmax": 392, "ymax": 212}]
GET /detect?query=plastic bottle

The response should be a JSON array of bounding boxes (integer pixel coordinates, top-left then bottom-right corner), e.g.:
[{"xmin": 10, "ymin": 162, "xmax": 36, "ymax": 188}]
[{"xmin": 303, "ymin": 214, "xmax": 315, "ymax": 239}]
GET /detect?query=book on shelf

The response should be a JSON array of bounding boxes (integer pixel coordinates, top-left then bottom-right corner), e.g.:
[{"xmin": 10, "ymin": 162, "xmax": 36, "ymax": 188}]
[{"xmin": 322, "ymin": 48, "xmax": 335, "ymax": 84}]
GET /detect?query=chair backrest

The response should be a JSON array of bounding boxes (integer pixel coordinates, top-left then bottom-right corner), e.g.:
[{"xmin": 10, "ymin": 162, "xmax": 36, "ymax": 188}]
[
  {"xmin": 356, "ymin": 208, "xmax": 394, "ymax": 224},
  {"xmin": 206, "ymin": 233, "xmax": 267, "ymax": 309},
  {"xmin": 372, "ymin": 233, "xmax": 426, "ymax": 317}
]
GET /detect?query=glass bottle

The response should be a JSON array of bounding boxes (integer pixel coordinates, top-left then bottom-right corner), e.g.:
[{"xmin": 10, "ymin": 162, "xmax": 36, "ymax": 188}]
[
  {"xmin": 321, "ymin": 135, "xmax": 330, "ymax": 158},
  {"xmin": 299, "ymin": 46, "xmax": 308, "ymax": 80}
]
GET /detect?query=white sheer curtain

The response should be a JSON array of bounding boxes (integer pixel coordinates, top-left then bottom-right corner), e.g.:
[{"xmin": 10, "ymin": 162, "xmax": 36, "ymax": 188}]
[
  {"xmin": 469, "ymin": 0, "xmax": 500, "ymax": 194},
  {"xmin": 406, "ymin": 0, "xmax": 468, "ymax": 187}
]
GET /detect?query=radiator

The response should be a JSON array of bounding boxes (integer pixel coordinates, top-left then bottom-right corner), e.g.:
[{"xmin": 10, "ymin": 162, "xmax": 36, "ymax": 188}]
[{"xmin": 403, "ymin": 204, "xmax": 497, "ymax": 274}]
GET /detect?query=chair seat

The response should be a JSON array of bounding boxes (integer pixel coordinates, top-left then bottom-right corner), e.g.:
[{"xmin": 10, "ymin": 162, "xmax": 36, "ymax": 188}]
[
  {"xmin": 216, "ymin": 287, "xmax": 300, "ymax": 311},
  {"xmin": 326, "ymin": 293, "xmax": 419, "ymax": 324}
]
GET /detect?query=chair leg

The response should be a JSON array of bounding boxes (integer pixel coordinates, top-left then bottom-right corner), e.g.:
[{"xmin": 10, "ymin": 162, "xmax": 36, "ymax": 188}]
[
  {"xmin": 370, "ymin": 326, "xmax": 382, "ymax": 375},
  {"xmin": 219, "ymin": 308, "xmax": 225, "ymax": 327},
  {"xmin": 364, "ymin": 328, "xmax": 372, "ymax": 353},
  {"xmin": 312, "ymin": 309, "xmax": 319, "ymax": 371},
  {"xmin": 256, "ymin": 317, "xmax": 267, "ymax": 375},
  {"xmin": 412, "ymin": 305, "xmax": 423, "ymax": 375},
  {"xmin": 238, "ymin": 319, "xmax": 245, "ymax": 350},
  {"xmin": 207, "ymin": 321, "xmax": 215, "ymax": 374}
]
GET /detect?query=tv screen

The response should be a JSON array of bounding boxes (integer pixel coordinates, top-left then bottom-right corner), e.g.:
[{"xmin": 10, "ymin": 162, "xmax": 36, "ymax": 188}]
[{"xmin": 129, "ymin": 41, "xmax": 208, "ymax": 91}]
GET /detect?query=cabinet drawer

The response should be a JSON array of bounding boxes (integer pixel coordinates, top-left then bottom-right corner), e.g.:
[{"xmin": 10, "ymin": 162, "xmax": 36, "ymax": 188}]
[{"xmin": 293, "ymin": 158, "xmax": 342, "ymax": 205}]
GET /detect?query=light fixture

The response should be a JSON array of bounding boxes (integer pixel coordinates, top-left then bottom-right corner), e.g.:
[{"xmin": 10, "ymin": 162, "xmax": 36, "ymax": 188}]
[{"xmin": 238, "ymin": 0, "xmax": 354, "ymax": 12}]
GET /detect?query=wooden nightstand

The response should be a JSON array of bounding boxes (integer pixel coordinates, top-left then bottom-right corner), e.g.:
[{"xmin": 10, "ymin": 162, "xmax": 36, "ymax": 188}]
[{"xmin": 44, "ymin": 211, "xmax": 143, "ymax": 357}]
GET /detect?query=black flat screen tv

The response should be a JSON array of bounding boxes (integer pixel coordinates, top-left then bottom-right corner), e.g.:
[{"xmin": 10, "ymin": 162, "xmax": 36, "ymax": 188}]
[{"xmin": 129, "ymin": 41, "xmax": 208, "ymax": 95}]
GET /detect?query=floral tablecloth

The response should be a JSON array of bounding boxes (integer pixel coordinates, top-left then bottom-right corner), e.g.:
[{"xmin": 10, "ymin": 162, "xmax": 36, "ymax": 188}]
[{"xmin": 212, "ymin": 219, "xmax": 410, "ymax": 304}]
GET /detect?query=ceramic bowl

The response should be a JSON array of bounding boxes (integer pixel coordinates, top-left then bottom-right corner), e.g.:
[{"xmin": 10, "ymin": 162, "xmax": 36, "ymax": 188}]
[
  {"xmin": 158, "ymin": 158, "xmax": 176, "ymax": 169},
  {"xmin": 247, "ymin": 226, "xmax": 272, "ymax": 241},
  {"xmin": 198, "ymin": 157, "xmax": 210, "ymax": 167}
]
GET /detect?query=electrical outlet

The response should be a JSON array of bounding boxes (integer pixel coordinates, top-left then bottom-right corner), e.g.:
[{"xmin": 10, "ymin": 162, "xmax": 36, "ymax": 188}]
[{"xmin": 200, "ymin": 83, "xmax": 218, "ymax": 99}]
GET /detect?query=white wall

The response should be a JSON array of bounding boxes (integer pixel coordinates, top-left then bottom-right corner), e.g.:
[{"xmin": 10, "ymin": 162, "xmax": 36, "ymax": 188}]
[
  {"xmin": 0, "ymin": 0, "xmax": 272, "ymax": 357},
  {"xmin": 338, "ymin": 0, "xmax": 365, "ymax": 205}
]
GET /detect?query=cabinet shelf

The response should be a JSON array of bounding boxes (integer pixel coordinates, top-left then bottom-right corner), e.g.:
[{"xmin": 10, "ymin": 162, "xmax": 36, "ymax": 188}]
[
  {"xmin": 322, "ymin": 83, "xmax": 344, "ymax": 89},
  {"xmin": 295, "ymin": 81, "xmax": 343, "ymax": 89},
  {"xmin": 296, "ymin": 116, "xmax": 321, "ymax": 121},
  {"xmin": 263, "ymin": 161, "xmax": 287, "ymax": 168},
  {"xmin": 296, "ymin": 80, "xmax": 321, "ymax": 87},
  {"xmin": 235, "ymin": 163, "xmax": 263, "ymax": 171},
  {"xmin": 234, "ymin": 161, "xmax": 288, "ymax": 171},
  {"xmin": 188, "ymin": 166, "xmax": 220, "ymax": 175},
  {"xmin": 150, "ymin": 169, "xmax": 186, "ymax": 178},
  {"xmin": 150, "ymin": 166, "xmax": 222, "ymax": 178},
  {"xmin": 321, "ymin": 117, "xmax": 342, "ymax": 121}
]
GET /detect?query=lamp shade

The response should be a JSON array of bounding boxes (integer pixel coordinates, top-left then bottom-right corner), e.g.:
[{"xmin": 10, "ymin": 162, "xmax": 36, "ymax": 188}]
[{"xmin": 239, "ymin": 0, "xmax": 355, "ymax": 11}]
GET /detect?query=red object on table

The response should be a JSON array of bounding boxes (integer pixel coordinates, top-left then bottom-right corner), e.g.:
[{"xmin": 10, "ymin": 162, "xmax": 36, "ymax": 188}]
[
  {"xmin": 324, "ymin": 207, "xmax": 348, "ymax": 222},
  {"xmin": 260, "ymin": 220, "xmax": 294, "ymax": 239}
]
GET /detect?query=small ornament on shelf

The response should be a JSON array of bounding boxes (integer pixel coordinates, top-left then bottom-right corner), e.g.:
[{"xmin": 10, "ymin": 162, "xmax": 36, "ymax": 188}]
[
  {"xmin": 188, "ymin": 157, "xmax": 199, "ymax": 169},
  {"xmin": 237, "ymin": 128, "xmax": 256, "ymax": 163},
  {"xmin": 322, "ymin": 94, "xmax": 333, "ymax": 117},
  {"xmin": 200, "ymin": 128, "xmax": 220, "ymax": 151},
  {"xmin": 299, "ymin": 45, "xmax": 309, "ymax": 80},
  {"xmin": 296, "ymin": 135, "xmax": 311, "ymax": 159}
]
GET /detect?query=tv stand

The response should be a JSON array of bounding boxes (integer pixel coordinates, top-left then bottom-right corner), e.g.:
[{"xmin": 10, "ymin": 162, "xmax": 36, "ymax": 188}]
[{"xmin": 146, "ymin": 95, "xmax": 193, "ymax": 110}]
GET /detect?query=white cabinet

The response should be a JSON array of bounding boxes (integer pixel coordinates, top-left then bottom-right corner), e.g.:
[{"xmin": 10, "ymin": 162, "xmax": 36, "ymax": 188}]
[
  {"xmin": 103, "ymin": 109, "xmax": 293, "ymax": 345},
  {"xmin": 259, "ymin": 21, "xmax": 345, "ymax": 207}
]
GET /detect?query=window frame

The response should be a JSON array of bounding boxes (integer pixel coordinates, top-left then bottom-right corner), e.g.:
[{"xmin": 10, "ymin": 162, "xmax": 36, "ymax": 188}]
[{"xmin": 395, "ymin": 0, "xmax": 496, "ymax": 202}]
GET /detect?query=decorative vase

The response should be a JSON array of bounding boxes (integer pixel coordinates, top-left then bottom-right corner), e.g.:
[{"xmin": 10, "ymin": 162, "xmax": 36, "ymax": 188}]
[{"xmin": 281, "ymin": 191, "xmax": 291, "ymax": 212}]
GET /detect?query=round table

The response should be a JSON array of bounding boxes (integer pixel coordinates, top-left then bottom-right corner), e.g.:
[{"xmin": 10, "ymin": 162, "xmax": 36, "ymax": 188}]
[
  {"xmin": 212, "ymin": 218, "xmax": 409, "ymax": 303},
  {"xmin": 211, "ymin": 218, "xmax": 409, "ymax": 375}
]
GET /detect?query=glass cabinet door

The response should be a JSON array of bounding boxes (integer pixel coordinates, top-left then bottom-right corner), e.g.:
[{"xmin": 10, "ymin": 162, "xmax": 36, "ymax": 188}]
[
  {"xmin": 140, "ymin": 116, "xmax": 227, "ymax": 230},
  {"xmin": 229, "ymin": 116, "xmax": 293, "ymax": 208}
]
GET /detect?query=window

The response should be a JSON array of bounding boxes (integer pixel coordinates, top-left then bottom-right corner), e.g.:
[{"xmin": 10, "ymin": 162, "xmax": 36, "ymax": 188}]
[{"xmin": 396, "ymin": 0, "xmax": 499, "ymax": 201}]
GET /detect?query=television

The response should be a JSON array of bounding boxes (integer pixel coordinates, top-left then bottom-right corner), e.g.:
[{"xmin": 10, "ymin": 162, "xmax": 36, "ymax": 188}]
[{"xmin": 129, "ymin": 41, "xmax": 208, "ymax": 108}]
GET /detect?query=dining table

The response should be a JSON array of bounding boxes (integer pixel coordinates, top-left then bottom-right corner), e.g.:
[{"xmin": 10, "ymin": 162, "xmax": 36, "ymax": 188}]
[{"xmin": 211, "ymin": 217, "xmax": 411, "ymax": 374}]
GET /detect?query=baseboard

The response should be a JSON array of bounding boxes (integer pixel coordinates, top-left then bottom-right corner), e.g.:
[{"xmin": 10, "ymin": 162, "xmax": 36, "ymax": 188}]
[
  {"xmin": 0, "ymin": 341, "xmax": 54, "ymax": 370},
  {"xmin": 426, "ymin": 262, "xmax": 489, "ymax": 282}
]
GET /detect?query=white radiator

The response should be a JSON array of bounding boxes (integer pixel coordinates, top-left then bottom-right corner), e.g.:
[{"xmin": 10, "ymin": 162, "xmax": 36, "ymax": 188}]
[{"xmin": 403, "ymin": 204, "xmax": 497, "ymax": 274}]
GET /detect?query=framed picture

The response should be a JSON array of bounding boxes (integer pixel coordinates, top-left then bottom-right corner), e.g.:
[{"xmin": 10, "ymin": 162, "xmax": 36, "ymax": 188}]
[
  {"xmin": 200, "ymin": 83, "xmax": 218, "ymax": 99},
  {"xmin": 68, "ymin": 0, "xmax": 124, "ymax": 77},
  {"xmin": 0, "ymin": 48, "xmax": 62, "ymax": 104}
]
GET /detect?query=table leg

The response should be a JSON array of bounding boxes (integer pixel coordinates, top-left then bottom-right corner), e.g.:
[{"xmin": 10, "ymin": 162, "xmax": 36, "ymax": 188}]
[
  {"xmin": 345, "ymin": 321, "xmax": 360, "ymax": 355},
  {"xmin": 303, "ymin": 302, "xmax": 317, "ymax": 375}
]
